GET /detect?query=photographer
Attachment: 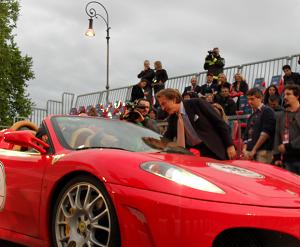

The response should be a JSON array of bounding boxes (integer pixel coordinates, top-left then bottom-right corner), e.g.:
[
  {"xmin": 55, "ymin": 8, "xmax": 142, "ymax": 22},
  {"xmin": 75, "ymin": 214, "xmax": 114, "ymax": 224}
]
[
  {"xmin": 121, "ymin": 99, "xmax": 160, "ymax": 133},
  {"xmin": 203, "ymin": 47, "xmax": 225, "ymax": 83}
]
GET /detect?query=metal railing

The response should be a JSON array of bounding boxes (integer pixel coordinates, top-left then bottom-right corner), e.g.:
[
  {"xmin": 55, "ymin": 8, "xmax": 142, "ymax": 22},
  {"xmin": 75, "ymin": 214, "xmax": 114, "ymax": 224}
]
[
  {"xmin": 29, "ymin": 92, "xmax": 74, "ymax": 126},
  {"xmin": 28, "ymin": 53, "xmax": 299, "ymax": 125}
]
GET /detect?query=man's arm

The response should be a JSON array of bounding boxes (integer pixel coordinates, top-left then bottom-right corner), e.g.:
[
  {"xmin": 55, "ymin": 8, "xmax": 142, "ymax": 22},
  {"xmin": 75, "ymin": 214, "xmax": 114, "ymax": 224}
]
[
  {"xmin": 248, "ymin": 108, "xmax": 275, "ymax": 159},
  {"xmin": 215, "ymin": 56, "xmax": 225, "ymax": 68},
  {"xmin": 137, "ymin": 70, "xmax": 144, "ymax": 78},
  {"xmin": 204, "ymin": 55, "xmax": 213, "ymax": 70}
]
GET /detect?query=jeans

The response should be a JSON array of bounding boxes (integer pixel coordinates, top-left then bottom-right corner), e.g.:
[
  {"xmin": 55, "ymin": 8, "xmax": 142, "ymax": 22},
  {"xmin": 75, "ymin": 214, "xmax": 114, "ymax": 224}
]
[{"xmin": 285, "ymin": 161, "xmax": 300, "ymax": 175}]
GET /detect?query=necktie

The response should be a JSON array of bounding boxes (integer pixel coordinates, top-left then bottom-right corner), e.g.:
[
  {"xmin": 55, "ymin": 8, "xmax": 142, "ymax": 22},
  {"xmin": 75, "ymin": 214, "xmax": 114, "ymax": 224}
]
[
  {"xmin": 177, "ymin": 113, "xmax": 185, "ymax": 148},
  {"xmin": 181, "ymin": 114, "xmax": 202, "ymax": 146}
]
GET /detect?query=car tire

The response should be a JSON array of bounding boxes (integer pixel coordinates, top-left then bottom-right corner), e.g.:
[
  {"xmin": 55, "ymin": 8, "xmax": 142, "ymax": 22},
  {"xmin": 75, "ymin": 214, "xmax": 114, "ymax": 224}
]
[
  {"xmin": 213, "ymin": 230, "xmax": 262, "ymax": 247},
  {"xmin": 51, "ymin": 174, "xmax": 120, "ymax": 247}
]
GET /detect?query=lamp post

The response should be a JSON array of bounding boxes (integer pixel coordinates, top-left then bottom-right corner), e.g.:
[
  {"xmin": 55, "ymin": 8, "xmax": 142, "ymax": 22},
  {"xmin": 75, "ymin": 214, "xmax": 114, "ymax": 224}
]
[{"xmin": 85, "ymin": 1, "xmax": 111, "ymax": 104}]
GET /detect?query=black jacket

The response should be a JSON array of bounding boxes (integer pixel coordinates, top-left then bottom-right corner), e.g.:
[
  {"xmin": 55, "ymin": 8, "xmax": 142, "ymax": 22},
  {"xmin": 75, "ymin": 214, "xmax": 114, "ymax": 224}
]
[
  {"xmin": 183, "ymin": 85, "xmax": 202, "ymax": 94},
  {"xmin": 214, "ymin": 95, "xmax": 237, "ymax": 116},
  {"xmin": 232, "ymin": 81, "xmax": 249, "ymax": 95},
  {"xmin": 199, "ymin": 83, "xmax": 218, "ymax": 95},
  {"xmin": 163, "ymin": 98, "xmax": 233, "ymax": 160},
  {"xmin": 137, "ymin": 68, "xmax": 155, "ymax": 88},
  {"xmin": 203, "ymin": 55, "xmax": 225, "ymax": 76},
  {"xmin": 153, "ymin": 69, "xmax": 168, "ymax": 92},
  {"xmin": 283, "ymin": 72, "xmax": 300, "ymax": 86},
  {"xmin": 244, "ymin": 106, "xmax": 276, "ymax": 151},
  {"xmin": 130, "ymin": 85, "xmax": 144, "ymax": 102}
]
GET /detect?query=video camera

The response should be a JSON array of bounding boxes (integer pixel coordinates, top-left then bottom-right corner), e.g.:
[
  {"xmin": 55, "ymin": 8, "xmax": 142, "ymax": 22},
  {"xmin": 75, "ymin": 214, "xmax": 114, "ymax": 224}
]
[{"xmin": 121, "ymin": 101, "xmax": 145, "ymax": 123}]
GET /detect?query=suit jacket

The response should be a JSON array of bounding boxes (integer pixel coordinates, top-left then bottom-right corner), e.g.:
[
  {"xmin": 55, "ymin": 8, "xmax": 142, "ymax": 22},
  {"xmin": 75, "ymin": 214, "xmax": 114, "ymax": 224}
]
[
  {"xmin": 164, "ymin": 98, "xmax": 233, "ymax": 160},
  {"xmin": 199, "ymin": 83, "xmax": 218, "ymax": 95},
  {"xmin": 183, "ymin": 85, "xmax": 201, "ymax": 94}
]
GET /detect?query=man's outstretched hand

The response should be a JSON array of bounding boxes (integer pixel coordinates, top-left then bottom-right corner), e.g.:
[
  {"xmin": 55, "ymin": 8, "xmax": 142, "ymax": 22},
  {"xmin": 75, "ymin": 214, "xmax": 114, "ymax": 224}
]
[{"xmin": 142, "ymin": 137, "xmax": 168, "ymax": 149}]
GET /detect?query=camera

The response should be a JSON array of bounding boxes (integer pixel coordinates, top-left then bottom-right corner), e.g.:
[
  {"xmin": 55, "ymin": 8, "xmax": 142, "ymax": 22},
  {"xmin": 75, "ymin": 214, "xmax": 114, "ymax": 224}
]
[
  {"xmin": 208, "ymin": 50, "xmax": 213, "ymax": 55},
  {"xmin": 121, "ymin": 101, "xmax": 145, "ymax": 123}
]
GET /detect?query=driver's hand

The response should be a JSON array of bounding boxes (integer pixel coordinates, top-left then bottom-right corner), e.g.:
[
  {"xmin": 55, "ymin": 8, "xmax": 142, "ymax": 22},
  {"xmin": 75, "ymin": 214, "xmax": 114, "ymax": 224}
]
[{"xmin": 142, "ymin": 137, "xmax": 168, "ymax": 149}]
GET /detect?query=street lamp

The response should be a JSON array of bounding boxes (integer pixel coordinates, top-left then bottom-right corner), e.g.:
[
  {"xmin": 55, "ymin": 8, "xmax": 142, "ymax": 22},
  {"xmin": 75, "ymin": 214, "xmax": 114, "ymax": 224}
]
[{"xmin": 85, "ymin": 1, "xmax": 111, "ymax": 104}]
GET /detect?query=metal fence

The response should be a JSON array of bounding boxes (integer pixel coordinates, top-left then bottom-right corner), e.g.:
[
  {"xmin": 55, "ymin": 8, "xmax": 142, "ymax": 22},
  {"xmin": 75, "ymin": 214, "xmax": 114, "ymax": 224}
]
[
  {"xmin": 27, "ymin": 53, "xmax": 299, "ymax": 125},
  {"xmin": 29, "ymin": 92, "xmax": 74, "ymax": 126}
]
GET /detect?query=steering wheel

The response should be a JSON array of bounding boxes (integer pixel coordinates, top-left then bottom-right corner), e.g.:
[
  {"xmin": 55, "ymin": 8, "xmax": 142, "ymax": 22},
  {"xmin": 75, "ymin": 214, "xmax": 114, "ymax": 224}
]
[
  {"xmin": 10, "ymin": 120, "xmax": 38, "ymax": 132},
  {"xmin": 69, "ymin": 128, "xmax": 95, "ymax": 148},
  {"xmin": 8, "ymin": 121, "xmax": 38, "ymax": 151}
]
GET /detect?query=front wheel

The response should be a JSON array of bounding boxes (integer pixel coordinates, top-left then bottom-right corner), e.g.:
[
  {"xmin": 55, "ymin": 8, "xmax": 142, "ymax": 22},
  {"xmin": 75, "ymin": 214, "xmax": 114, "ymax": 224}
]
[{"xmin": 51, "ymin": 175, "xmax": 120, "ymax": 247}]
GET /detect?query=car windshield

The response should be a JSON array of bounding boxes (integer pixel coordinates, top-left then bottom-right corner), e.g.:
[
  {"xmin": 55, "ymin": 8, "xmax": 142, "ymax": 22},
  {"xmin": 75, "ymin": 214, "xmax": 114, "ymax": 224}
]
[{"xmin": 51, "ymin": 116, "xmax": 162, "ymax": 152}]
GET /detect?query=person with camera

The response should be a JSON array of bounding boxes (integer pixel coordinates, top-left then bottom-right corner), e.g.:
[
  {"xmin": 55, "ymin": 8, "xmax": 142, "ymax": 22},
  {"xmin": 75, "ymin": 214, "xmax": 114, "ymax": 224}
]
[
  {"xmin": 122, "ymin": 99, "xmax": 160, "ymax": 133},
  {"xmin": 203, "ymin": 47, "xmax": 225, "ymax": 83},
  {"xmin": 137, "ymin": 60, "xmax": 155, "ymax": 102}
]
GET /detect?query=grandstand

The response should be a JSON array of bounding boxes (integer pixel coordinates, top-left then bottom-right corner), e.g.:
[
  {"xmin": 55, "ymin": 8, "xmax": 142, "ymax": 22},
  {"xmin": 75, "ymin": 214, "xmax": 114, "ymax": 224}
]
[{"xmin": 29, "ymin": 53, "xmax": 300, "ymax": 126}]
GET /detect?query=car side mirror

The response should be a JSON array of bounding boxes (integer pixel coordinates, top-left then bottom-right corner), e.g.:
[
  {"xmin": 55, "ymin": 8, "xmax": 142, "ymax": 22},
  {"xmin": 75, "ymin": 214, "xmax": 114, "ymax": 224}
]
[{"xmin": 3, "ymin": 130, "xmax": 49, "ymax": 154}]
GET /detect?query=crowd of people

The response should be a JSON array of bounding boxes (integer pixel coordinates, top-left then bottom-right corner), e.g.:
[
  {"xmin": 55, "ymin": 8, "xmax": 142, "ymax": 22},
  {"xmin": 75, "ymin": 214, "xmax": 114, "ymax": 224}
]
[{"xmin": 126, "ymin": 49, "xmax": 300, "ymax": 175}]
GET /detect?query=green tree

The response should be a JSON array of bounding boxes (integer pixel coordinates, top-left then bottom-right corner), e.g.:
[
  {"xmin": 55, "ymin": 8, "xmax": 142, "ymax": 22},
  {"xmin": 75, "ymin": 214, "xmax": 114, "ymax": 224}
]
[{"xmin": 0, "ymin": 0, "xmax": 34, "ymax": 126}]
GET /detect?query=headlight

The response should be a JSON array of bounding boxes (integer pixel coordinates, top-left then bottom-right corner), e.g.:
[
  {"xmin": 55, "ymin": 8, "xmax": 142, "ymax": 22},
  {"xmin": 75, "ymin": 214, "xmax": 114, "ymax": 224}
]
[{"xmin": 141, "ymin": 162, "xmax": 225, "ymax": 194}]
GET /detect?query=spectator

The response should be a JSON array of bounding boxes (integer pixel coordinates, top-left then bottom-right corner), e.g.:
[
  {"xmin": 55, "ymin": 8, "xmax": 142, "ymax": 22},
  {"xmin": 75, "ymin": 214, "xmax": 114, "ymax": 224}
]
[
  {"xmin": 282, "ymin": 64, "xmax": 300, "ymax": 86},
  {"xmin": 243, "ymin": 88, "xmax": 276, "ymax": 164},
  {"xmin": 217, "ymin": 73, "xmax": 231, "ymax": 94},
  {"xmin": 130, "ymin": 79, "xmax": 148, "ymax": 102},
  {"xmin": 215, "ymin": 86, "xmax": 237, "ymax": 116},
  {"xmin": 152, "ymin": 61, "xmax": 168, "ymax": 93},
  {"xmin": 205, "ymin": 93, "xmax": 214, "ymax": 103},
  {"xmin": 203, "ymin": 47, "xmax": 225, "ymax": 82},
  {"xmin": 135, "ymin": 99, "xmax": 160, "ymax": 133},
  {"xmin": 149, "ymin": 108, "xmax": 157, "ymax": 120},
  {"xmin": 268, "ymin": 95, "xmax": 284, "ymax": 114},
  {"xmin": 182, "ymin": 91, "xmax": 199, "ymax": 100},
  {"xmin": 88, "ymin": 106, "xmax": 98, "ymax": 116},
  {"xmin": 273, "ymin": 85, "xmax": 300, "ymax": 174},
  {"xmin": 123, "ymin": 99, "xmax": 160, "ymax": 133},
  {"xmin": 232, "ymin": 73, "xmax": 249, "ymax": 95},
  {"xmin": 155, "ymin": 88, "xmax": 236, "ymax": 160},
  {"xmin": 153, "ymin": 60, "xmax": 168, "ymax": 107},
  {"xmin": 137, "ymin": 60, "xmax": 155, "ymax": 102},
  {"xmin": 199, "ymin": 72, "xmax": 218, "ymax": 96},
  {"xmin": 183, "ymin": 76, "xmax": 201, "ymax": 95},
  {"xmin": 263, "ymin": 85, "xmax": 282, "ymax": 106}
]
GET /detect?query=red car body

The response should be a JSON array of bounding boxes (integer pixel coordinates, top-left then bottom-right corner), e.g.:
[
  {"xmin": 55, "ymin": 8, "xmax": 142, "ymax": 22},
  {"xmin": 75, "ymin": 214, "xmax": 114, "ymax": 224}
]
[{"xmin": 0, "ymin": 115, "xmax": 300, "ymax": 247}]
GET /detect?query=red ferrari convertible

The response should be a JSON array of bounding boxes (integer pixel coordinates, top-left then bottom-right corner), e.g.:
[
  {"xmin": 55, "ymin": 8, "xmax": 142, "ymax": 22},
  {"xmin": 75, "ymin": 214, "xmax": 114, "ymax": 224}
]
[{"xmin": 0, "ymin": 115, "xmax": 300, "ymax": 247}]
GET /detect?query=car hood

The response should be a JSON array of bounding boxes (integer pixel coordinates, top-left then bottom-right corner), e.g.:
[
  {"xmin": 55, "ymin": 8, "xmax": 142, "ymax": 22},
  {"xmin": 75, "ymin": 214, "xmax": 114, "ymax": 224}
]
[
  {"xmin": 58, "ymin": 149, "xmax": 300, "ymax": 208},
  {"xmin": 143, "ymin": 153, "xmax": 300, "ymax": 208}
]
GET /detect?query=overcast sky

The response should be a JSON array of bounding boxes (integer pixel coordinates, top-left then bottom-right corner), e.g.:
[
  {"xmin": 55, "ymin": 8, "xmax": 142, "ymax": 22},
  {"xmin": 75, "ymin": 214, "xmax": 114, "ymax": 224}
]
[{"xmin": 15, "ymin": 0, "xmax": 300, "ymax": 108}]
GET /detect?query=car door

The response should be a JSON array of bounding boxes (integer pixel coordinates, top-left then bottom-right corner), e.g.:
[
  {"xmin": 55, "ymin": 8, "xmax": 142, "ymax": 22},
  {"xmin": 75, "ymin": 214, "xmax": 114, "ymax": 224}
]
[{"xmin": 0, "ymin": 149, "xmax": 51, "ymax": 238}]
